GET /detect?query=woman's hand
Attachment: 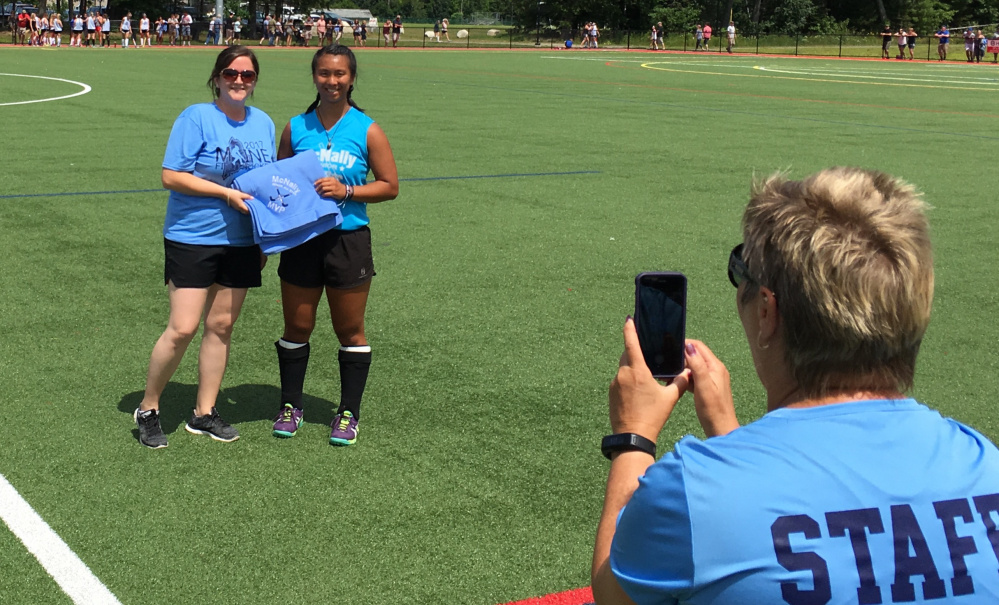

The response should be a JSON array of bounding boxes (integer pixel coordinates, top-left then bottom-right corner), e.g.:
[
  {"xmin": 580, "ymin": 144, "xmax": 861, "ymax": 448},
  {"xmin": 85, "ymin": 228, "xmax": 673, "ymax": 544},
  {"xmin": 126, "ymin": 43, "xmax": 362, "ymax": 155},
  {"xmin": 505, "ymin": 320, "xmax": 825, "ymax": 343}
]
[
  {"xmin": 314, "ymin": 176, "xmax": 346, "ymax": 200},
  {"xmin": 683, "ymin": 340, "xmax": 739, "ymax": 437},
  {"xmin": 224, "ymin": 189, "xmax": 253, "ymax": 215},
  {"xmin": 609, "ymin": 317, "xmax": 691, "ymax": 442}
]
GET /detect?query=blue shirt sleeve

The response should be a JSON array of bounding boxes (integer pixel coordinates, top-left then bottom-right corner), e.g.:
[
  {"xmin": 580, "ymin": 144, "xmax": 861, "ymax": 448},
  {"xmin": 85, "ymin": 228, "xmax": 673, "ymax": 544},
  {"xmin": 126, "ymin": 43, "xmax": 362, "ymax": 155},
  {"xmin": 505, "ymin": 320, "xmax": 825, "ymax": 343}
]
[
  {"xmin": 610, "ymin": 451, "xmax": 695, "ymax": 605},
  {"xmin": 163, "ymin": 110, "xmax": 205, "ymax": 173}
]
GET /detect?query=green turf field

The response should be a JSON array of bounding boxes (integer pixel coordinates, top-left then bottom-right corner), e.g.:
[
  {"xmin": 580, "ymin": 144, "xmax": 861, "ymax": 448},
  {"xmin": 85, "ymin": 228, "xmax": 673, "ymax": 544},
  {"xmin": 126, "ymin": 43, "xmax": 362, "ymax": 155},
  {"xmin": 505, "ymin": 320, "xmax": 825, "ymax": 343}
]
[{"xmin": 1, "ymin": 46, "xmax": 998, "ymax": 604}]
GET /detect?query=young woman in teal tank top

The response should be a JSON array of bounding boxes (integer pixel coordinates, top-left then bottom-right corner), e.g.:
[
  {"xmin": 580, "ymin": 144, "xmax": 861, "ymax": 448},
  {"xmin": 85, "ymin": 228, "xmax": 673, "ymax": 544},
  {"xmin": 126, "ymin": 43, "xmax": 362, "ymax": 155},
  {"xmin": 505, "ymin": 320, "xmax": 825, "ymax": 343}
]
[{"xmin": 272, "ymin": 45, "xmax": 399, "ymax": 445}]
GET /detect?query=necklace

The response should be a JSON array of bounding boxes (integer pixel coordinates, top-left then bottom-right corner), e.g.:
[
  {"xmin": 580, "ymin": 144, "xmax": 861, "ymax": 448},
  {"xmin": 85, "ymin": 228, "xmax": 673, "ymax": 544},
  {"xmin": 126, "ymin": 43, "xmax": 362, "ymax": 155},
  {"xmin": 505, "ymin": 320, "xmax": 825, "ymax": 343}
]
[{"xmin": 316, "ymin": 105, "xmax": 348, "ymax": 150}]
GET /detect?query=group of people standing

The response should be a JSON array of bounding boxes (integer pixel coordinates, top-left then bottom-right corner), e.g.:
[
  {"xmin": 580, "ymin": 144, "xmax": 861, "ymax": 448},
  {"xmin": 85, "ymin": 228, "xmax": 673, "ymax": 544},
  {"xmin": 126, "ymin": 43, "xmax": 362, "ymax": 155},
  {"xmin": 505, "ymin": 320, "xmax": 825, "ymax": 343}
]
[
  {"xmin": 960, "ymin": 26, "xmax": 998, "ymax": 62},
  {"xmin": 882, "ymin": 24, "xmax": 999, "ymax": 62},
  {"xmin": 579, "ymin": 22, "xmax": 600, "ymax": 48},
  {"xmin": 17, "ymin": 10, "xmax": 199, "ymax": 48},
  {"xmin": 133, "ymin": 44, "xmax": 399, "ymax": 449},
  {"xmin": 14, "ymin": 9, "xmax": 66, "ymax": 46},
  {"xmin": 151, "ymin": 13, "xmax": 195, "ymax": 46},
  {"xmin": 881, "ymin": 25, "xmax": 920, "ymax": 59},
  {"xmin": 647, "ymin": 21, "xmax": 735, "ymax": 53},
  {"xmin": 431, "ymin": 18, "xmax": 450, "ymax": 42},
  {"xmin": 693, "ymin": 23, "xmax": 713, "ymax": 50},
  {"xmin": 690, "ymin": 22, "xmax": 735, "ymax": 52},
  {"xmin": 258, "ymin": 15, "xmax": 369, "ymax": 48}
]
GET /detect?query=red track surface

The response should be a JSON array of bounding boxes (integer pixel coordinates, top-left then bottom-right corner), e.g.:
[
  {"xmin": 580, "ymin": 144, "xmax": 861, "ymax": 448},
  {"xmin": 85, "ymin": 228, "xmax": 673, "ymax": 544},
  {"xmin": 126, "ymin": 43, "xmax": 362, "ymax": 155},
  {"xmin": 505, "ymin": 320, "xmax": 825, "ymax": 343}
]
[{"xmin": 500, "ymin": 586, "xmax": 594, "ymax": 605}]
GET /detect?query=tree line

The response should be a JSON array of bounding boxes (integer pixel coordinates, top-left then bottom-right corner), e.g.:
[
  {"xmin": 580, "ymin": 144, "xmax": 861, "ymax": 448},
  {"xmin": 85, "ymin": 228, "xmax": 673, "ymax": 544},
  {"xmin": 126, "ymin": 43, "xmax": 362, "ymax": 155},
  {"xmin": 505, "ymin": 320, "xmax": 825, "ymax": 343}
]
[{"xmin": 24, "ymin": 0, "xmax": 995, "ymax": 37}]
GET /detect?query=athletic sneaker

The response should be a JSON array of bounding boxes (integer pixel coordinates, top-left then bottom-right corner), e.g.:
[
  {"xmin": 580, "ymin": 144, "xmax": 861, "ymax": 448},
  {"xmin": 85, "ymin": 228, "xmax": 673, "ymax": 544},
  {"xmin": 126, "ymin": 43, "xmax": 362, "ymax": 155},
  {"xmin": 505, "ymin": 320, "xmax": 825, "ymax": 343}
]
[
  {"xmin": 184, "ymin": 407, "xmax": 239, "ymax": 442},
  {"xmin": 134, "ymin": 408, "xmax": 168, "ymax": 449},
  {"xmin": 329, "ymin": 411, "xmax": 358, "ymax": 446},
  {"xmin": 273, "ymin": 404, "xmax": 304, "ymax": 438}
]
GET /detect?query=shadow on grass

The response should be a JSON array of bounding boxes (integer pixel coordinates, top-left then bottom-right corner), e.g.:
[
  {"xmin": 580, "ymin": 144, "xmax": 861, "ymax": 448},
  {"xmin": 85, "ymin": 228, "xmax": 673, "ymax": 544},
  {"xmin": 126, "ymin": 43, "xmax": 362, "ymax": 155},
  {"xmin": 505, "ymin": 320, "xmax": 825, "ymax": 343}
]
[{"xmin": 118, "ymin": 383, "xmax": 336, "ymax": 443}]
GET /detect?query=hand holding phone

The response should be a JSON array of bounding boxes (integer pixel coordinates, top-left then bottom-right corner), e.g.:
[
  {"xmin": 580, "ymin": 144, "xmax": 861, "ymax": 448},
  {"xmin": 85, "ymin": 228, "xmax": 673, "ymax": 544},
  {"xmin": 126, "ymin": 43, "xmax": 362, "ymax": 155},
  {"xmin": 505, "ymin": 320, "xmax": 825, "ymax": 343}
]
[{"xmin": 634, "ymin": 272, "xmax": 687, "ymax": 380}]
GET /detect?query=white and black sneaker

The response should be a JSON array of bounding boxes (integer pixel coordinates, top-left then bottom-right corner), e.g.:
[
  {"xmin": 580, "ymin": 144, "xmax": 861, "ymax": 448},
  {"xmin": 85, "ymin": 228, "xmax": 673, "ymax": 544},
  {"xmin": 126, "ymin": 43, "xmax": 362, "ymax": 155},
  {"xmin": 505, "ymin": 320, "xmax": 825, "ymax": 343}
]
[
  {"xmin": 184, "ymin": 407, "xmax": 239, "ymax": 442},
  {"xmin": 134, "ymin": 408, "xmax": 168, "ymax": 449}
]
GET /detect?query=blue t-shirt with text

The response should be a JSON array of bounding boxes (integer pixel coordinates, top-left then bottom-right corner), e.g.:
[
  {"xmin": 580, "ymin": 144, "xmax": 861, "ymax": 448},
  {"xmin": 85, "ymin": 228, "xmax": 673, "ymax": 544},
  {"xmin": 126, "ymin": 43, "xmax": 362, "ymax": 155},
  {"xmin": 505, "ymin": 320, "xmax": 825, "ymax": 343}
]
[
  {"xmin": 162, "ymin": 103, "xmax": 275, "ymax": 246},
  {"xmin": 288, "ymin": 106, "xmax": 373, "ymax": 231},
  {"xmin": 610, "ymin": 398, "xmax": 999, "ymax": 605}
]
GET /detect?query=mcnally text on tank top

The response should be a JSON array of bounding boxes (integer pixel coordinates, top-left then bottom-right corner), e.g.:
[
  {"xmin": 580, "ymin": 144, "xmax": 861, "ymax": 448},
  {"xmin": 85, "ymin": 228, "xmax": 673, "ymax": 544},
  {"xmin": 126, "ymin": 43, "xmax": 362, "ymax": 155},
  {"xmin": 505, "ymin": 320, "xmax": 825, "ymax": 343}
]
[{"xmin": 318, "ymin": 148, "xmax": 358, "ymax": 171}]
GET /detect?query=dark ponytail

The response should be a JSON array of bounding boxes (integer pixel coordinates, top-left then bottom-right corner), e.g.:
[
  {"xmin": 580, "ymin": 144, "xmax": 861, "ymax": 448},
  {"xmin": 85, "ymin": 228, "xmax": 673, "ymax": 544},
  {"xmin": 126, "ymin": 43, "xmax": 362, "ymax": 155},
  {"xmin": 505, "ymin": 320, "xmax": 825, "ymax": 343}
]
[
  {"xmin": 306, "ymin": 44, "xmax": 364, "ymax": 114},
  {"xmin": 306, "ymin": 92, "xmax": 321, "ymax": 114}
]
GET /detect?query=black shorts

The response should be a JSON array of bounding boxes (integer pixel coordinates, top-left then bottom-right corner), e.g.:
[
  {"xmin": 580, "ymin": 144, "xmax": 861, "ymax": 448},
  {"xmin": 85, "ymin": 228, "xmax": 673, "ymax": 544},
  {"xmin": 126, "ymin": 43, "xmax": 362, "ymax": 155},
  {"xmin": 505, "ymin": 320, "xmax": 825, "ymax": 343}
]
[
  {"xmin": 278, "ymin": 226, "xmax": 375, "ymax": 290},
  {"xmin": 87, "ymin": 28, "xmax": 95, "ymax": 34},
  {"xmin": 164, "ymin": 239, "xmax": 262, "ymax": 289}
]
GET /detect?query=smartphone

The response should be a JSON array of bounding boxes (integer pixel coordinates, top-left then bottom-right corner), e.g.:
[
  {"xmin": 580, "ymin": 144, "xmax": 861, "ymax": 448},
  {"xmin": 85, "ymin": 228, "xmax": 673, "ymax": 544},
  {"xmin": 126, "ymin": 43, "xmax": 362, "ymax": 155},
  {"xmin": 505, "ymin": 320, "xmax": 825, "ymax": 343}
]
[{"xmin": 634, "ymin": 272, "xmax": 687, "ymax": 380}]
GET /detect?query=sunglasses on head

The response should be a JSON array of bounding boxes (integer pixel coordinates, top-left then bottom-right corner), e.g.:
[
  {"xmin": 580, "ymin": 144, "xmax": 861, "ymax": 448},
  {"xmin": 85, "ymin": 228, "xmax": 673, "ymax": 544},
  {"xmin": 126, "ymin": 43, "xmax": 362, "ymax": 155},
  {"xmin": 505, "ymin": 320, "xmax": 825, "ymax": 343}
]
[
  {"xmin": 220, "ymin": 68, "xmax": 257, "ymax": 83},
  {"xmin": 728, "ymin": 243, "xmax": 753, "ymax": 288}
]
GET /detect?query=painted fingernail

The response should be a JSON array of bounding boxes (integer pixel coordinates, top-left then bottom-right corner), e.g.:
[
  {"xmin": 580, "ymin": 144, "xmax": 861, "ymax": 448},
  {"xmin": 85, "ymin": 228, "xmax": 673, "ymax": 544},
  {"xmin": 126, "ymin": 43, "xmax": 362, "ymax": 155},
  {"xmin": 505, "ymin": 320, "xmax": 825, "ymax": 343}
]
[
  {"xmin": 685, "ymin": 343, "xmax": 697, "ymax": 355},
  {"xmin": 626, "ymin": 315, "xmax": 633, "ymax": 324}
]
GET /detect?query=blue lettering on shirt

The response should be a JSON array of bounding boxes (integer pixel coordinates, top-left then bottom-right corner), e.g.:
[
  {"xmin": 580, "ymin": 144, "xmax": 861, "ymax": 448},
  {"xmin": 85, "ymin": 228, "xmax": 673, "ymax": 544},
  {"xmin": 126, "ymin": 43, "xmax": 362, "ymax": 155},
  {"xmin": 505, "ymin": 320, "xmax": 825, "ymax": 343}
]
[{"xmin": 162, "ymin": 103, "xmax": 275, "ymax": 246}]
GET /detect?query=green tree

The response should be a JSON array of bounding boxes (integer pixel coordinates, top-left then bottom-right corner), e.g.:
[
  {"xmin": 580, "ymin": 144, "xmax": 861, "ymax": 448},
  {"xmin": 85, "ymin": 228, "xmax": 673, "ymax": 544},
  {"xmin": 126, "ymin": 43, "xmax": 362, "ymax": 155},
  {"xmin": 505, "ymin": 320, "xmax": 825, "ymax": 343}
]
[
  {"xmin": 649, "ymin": 0, "xmax": 699, "ymax": 32},
  {"xmin": 767, "ymin": 0, "xmax": 816, "ymax": 33},
  {"xmin": 903, "ymin": 0, "xmax": 954, "ymax": 32}
]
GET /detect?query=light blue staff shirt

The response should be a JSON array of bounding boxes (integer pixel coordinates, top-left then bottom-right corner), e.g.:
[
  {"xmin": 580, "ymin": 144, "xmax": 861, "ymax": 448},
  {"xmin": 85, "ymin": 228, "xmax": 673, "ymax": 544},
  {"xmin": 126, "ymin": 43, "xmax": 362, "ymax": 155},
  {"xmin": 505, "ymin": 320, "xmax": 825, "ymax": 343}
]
[{"xmin": 611, "ymin": 399, "xmax": 999, "ymax": 604}]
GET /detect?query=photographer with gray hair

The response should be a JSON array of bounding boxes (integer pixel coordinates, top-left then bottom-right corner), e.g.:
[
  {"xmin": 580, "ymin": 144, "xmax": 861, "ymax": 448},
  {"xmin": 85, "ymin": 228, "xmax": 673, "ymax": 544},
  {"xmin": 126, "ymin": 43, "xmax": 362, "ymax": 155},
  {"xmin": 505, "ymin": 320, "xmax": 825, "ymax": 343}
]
[{"xmin": 592, "ymin": 167, "xmax": 999, "ymax": 604}]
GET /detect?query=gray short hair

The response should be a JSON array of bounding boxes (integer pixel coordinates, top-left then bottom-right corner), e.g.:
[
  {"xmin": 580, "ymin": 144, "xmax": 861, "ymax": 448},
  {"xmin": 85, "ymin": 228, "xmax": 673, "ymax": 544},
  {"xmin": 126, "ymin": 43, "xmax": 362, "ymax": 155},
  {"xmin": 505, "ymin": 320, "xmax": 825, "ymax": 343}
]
[{"xmin": 742, "ymin": 167, "xmax": 934, "ymax": 396}]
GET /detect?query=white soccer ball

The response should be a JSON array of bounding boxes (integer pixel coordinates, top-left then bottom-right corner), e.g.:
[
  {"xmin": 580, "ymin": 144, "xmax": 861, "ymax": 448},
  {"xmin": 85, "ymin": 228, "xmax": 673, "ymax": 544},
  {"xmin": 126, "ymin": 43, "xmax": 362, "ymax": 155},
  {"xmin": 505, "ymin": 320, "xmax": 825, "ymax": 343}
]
[{"xmin": 457, "ymin": 29, "xmax": 468, "ymax": 38}]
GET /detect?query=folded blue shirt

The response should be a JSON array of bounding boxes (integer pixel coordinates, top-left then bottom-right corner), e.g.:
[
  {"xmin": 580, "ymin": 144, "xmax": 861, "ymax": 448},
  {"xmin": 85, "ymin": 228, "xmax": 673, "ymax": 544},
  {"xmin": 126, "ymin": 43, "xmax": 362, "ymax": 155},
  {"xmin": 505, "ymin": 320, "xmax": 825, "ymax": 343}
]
[{"xmin": 232, "ymin": 151, "xmax": 342, "ymax": 254}]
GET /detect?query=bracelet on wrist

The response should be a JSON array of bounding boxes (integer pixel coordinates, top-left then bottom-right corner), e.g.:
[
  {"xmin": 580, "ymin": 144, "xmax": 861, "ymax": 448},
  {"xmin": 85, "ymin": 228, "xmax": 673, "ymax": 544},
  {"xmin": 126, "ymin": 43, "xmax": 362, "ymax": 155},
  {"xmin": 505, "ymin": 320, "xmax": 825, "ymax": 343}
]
[{"xmin": 601, "ymin": 433, "xmax": 656, "ymax": 460}]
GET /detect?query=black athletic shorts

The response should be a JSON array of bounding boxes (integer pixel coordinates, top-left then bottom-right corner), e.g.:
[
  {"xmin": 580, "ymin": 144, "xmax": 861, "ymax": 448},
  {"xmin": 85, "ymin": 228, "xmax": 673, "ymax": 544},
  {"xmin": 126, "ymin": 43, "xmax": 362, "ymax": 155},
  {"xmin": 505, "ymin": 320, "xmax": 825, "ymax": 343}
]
[
  {"xmin": 164, "ymin": 239, "xmax": 262, "ymax": 289},
  {"xmin": 278, "ymin": 226, "xmax": 375, "ymax": 290}
]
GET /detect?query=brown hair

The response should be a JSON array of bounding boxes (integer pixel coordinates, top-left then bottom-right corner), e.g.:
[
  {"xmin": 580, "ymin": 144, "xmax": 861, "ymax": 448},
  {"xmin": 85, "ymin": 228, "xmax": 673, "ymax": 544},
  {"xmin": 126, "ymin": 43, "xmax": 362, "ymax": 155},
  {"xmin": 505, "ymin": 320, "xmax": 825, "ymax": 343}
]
[{"xmin": 206, "ymin": 45, "xmax": 260, "ymax": 99}]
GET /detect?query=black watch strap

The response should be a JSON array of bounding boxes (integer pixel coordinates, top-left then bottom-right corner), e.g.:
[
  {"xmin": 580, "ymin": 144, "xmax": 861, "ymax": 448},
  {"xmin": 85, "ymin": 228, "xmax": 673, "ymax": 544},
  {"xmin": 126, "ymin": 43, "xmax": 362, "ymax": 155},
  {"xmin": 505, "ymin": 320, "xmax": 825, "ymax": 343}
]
[{"xmin": 601, "ymin": 433, "xmax": 656, "ymax": 460}]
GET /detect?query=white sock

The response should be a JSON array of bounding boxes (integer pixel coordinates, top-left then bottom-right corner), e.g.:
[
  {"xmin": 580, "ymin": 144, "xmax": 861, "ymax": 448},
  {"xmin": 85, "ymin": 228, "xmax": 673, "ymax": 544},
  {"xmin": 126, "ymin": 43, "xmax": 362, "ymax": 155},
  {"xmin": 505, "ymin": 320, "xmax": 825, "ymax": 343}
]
[
  {"xmin": 278, "ymin": 338, "xmax": 308, "ymax": 350},
  {"xmin": 340, "ymin": 345, "xmax": 372, "ymax": 353}
]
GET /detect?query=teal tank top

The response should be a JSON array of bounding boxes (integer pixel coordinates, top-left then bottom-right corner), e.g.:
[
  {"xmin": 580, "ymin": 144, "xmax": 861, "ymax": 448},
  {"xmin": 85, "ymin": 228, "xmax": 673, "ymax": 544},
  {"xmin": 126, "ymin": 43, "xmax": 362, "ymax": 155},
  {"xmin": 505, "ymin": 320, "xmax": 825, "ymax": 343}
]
[{"xmin": 289, "ymin": 107, "xmax": 374, "ymax": 231}]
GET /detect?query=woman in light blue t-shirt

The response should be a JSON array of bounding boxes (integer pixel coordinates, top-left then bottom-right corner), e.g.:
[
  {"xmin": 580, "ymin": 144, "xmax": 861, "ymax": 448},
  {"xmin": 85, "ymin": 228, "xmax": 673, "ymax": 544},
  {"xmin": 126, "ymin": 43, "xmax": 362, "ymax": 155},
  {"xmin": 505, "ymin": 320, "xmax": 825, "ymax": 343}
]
[{"xmin": 133, "ymin": 46, "xmax": 275, "ymax": 449}]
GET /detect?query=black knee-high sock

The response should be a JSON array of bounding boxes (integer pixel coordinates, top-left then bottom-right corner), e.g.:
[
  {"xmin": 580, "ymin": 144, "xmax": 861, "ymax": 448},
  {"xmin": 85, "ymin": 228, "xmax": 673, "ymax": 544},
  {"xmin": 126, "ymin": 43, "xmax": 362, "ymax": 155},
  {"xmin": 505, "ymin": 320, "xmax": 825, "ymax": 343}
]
[
  {"xmin": 275, "ymin": 341, "xmax": 310, "ymax": 408},
  {"xmin": 337, "ymin": 348, "xmax": 371, "ymax": 419}
]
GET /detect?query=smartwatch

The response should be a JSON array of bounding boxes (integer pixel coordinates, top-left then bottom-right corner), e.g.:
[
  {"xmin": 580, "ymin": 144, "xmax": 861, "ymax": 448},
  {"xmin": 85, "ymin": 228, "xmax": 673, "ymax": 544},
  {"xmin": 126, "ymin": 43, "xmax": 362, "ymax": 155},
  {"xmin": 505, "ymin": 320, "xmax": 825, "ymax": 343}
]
[{"xmin": 601, "ymin": 433, "xmax": 656, "ymax": 460}]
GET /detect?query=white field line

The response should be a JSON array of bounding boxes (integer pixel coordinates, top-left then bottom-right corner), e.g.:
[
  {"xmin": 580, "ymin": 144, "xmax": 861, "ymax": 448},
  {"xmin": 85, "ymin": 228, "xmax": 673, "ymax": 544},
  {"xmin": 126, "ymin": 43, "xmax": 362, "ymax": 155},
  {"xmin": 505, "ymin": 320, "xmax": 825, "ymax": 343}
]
[
  {"xmin": 0, "ymin": 73, "xmax": 92, "ymax": 107},
  {"xmin": 546, "ymin": 55, "xmax": 999, "ymax": 85},
  {"xmin": 755, "ymin": 65, "xmax": 999, "ymax": 86},
  {"xmin": 0, "ymin": 473, "xmax": 122, "ymax": 605}
]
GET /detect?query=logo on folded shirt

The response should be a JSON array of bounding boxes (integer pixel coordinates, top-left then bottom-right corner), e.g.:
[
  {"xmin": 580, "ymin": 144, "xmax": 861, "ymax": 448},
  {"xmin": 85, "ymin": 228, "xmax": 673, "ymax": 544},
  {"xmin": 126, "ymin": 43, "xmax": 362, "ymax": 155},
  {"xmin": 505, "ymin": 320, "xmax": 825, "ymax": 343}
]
[{"xmin": 267, "ymin": 175, "xmax": 302, "ymax": 213}]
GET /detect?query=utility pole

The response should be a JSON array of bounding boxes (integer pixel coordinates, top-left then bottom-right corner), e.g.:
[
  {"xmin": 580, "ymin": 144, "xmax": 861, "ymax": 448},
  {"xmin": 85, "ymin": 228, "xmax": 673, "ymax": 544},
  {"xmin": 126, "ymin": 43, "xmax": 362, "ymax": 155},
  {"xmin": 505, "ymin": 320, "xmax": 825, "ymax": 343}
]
[{"xmin": 534, "ymin": 0, "xmax": 543, "ymax": 45}]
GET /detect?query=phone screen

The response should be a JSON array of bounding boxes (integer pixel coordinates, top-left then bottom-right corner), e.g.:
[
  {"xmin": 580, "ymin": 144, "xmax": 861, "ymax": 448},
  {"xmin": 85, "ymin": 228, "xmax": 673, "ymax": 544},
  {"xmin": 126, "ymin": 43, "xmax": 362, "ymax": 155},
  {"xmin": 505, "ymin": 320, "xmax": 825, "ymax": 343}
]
[{"xmin": 634, "ymin": 272, "xmax": 687, "ymax": 379}]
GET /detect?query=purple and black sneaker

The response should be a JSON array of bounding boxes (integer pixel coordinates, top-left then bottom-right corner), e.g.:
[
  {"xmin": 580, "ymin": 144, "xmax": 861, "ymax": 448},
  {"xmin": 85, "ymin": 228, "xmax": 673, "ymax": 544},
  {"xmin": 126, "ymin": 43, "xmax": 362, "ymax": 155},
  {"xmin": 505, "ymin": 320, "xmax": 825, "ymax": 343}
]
[
  {"xmin": 273, "ymin": 404, "xmax": 304, "ymax": 438},
  {"xmin": 329, "ymin": 411, "xmax": 358, "ymax": 446}
]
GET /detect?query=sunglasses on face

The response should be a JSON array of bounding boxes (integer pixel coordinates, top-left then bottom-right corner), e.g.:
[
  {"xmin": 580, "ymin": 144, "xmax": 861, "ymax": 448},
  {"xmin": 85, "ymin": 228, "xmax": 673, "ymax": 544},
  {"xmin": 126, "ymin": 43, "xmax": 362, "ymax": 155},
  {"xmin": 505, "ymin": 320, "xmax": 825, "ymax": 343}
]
[
  {"xmin": 728, "ymin": 243, "xmax": 753, "ymax": 288},
  {"xmin": 220, "ymin": 69, "xmax": 257, "ymax": 83}
]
